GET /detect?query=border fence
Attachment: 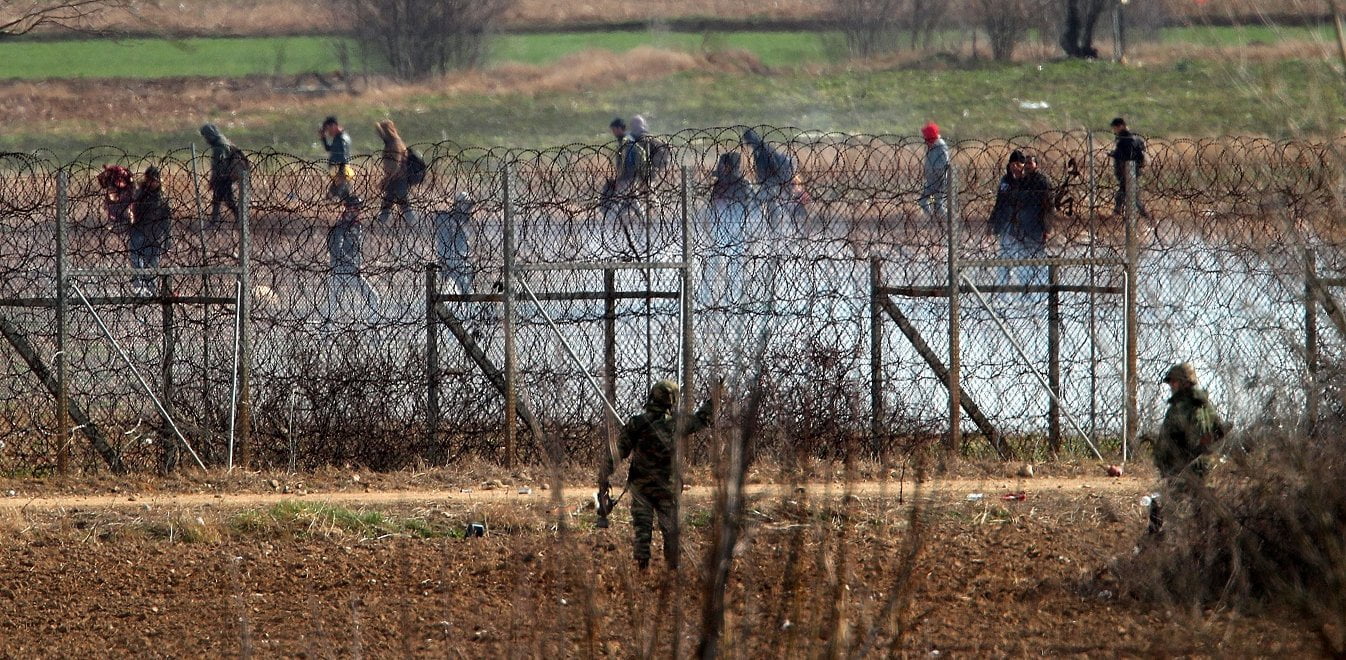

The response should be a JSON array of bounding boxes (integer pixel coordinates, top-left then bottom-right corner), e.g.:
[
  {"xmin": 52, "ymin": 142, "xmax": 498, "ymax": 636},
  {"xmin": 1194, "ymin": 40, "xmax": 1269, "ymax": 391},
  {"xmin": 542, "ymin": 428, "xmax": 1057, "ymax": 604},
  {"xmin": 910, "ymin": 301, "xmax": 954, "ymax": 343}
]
[{"xmin": 1, "ymin": 128, "xmax": 1343, "ymax": 474}]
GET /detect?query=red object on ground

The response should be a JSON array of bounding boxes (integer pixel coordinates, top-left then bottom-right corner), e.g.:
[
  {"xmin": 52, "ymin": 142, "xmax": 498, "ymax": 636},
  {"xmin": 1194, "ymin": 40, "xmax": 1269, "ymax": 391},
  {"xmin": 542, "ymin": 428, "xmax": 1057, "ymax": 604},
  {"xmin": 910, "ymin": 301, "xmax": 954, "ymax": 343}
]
[
  {"xmin": 1106, "ymin": 464, "xmax": 1124, "ymax": 477},
  {"xmin": 1001, "ymin": 492, "xmax": 1027, "ymax": 501}
]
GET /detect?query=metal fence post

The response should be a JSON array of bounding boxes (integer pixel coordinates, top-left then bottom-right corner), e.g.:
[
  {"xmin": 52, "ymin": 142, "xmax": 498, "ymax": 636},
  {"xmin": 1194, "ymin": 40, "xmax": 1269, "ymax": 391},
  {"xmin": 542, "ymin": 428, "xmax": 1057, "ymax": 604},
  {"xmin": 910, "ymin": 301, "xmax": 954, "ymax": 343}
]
[
  {"xmin": 945, "ymin": 161, "xmax": 961, "ymax": 452},
  {"xmin": 55, "ymin": 170, "xmax": 70, "ymax": 474},
  {"xmin": 1306, "ymin": 248, "xmax": 1319, "ymax": 436},
  {"xmin": 1086, "ymin": 129, "xmax": 1099, "ymax": 441},
  {"xmin": 869, "ymin": 258, "xmax": 884, "ymax": 449},
  {"xmin": 1047, "ymin": 264, "xmax": 1061, "ymax": 454},
  {"xmin": 502, "ymin": 165, "xmax": 517, "ymax": 470},
  {"xmin": 425, "ymin": 264, "xmax": 441, "ymax": 455},
  {"xmin": 161, "ymin": 274, "xmax": 175, "ymax": 422},
  {"xmin": 237, "ymin": 175, "xmax": 253, "ymax": 469},
  {"xmin": 1124, "ymin": 161, "xmax": 1140, "ymax": 458},
  {"xmin": 676, "ymin": 165, "xmax": 693, "ymax": 499}
]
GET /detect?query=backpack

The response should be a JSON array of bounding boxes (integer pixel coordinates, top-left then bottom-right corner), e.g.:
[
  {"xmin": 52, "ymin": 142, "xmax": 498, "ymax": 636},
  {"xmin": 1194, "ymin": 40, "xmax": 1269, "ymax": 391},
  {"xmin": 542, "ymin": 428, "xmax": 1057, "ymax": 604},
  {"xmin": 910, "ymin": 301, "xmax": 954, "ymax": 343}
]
[
  {"xmin": 404, "ymin": 149, "xmax": 428, "ymax": 186},
  {"xmin": 646, "ymin": 137, "xmax": 671, "ymax": 173},
  {"xmin": 1132, "ymin": 135, "xmax": 1147, "ymax": 169},
  {"xmin": 226, "ymin": 145, "xmax": 251, "ymax": 180}
]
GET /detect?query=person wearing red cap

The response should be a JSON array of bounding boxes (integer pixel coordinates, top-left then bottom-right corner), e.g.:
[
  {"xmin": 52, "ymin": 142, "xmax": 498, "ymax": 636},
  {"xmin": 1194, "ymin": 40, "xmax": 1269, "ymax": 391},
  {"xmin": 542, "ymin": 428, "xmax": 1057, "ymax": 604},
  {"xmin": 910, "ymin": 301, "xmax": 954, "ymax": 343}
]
[{"xmin": 918, "ymin": 122, "xmax": 950, "ymax": 219}]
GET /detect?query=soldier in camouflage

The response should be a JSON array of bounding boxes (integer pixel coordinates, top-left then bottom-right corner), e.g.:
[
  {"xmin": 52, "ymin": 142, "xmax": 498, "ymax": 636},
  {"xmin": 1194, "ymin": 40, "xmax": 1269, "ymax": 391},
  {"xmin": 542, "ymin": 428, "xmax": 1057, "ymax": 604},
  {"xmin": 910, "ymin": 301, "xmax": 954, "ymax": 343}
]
[
  {"xmin": 1148, "ymin": 363, "xmax": 1226, "ymax": 534},
  {"xmin": 600, "ymin": 379, "xmax": 714, "ymax": 570}
]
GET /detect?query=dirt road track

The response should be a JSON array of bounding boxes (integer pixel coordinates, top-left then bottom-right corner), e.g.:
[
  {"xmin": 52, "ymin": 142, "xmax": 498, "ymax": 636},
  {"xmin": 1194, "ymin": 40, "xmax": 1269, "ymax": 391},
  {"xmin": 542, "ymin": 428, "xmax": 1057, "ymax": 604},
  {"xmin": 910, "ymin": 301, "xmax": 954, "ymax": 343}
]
[{"xmin": 0, "ymin": 475, "xmax": 1146, "ymax": 511}]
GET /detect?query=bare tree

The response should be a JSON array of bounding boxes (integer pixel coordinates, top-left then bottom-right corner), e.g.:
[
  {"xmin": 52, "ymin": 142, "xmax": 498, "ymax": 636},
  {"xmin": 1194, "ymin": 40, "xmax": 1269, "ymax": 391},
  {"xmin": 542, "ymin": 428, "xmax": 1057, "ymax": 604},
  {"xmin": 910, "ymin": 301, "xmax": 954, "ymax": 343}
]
[
  {"xmin": 833, "ymin": 0, "xmax": 951, "ymax": 58},
  {"xmin": 0, "ymin": 0, "xmax": 125, "ymax": 36},
  {"xmin": 975, "ymin": 0, "xmax": 1035, "ymax": 61},
  {"xmin": 1059, "ymin": 0, "xmax": 1115, "ymax": 59},
  {"xmin": 338, "ymin": 0, "xmax": 513, "ymax": 80}
]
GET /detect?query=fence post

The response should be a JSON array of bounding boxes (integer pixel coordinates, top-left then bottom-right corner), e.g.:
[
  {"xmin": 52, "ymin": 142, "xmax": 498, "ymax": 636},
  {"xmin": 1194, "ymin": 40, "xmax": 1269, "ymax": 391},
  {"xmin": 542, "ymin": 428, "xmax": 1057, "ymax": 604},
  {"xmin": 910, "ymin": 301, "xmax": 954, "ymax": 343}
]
[
  {"xmin": 676, "ymin": 165, "xmax": 694, "ymax": 493},
  {"xmin": 161, "ymin": 274, "xmax": 175, "ymax": 423},
  {"xmin": 502, "ymin": 165, "xmax": 517, "ymax": 470},
  {"xmin": 237, "ymin": 175, "xmax": 253, "ymax": 469},
  {"xmin": 426, "ymin": 264, "xmax": 441, "ymax": 455},
  {"xmin": 1047, "ymin": 264, "xmax": 1061, "ymax": 454},
  {"xmin": 1086, "ymin": 129, "xmax": 1099, "ymax": 441},
  {"xmin": 603, "ymin": 268, "xmax": 617, "ymax": 405},
  {"xmin": 945, "ymin": 162, "xmax": 961, "ymax": 452},
  {"xmin": 1306, "ymin": 248, "xmax": 1319, "ymax": 436},
  {"xmin": 1124, "ymin": 161, "xmax": 1140, "ymax": 459},
  {"xmin": 55, "ymin": 170, "xmax": 69, "ymax": 475},
  {"xmin": 869, "ymin": 258, "xmax": 884, "ymax": 449}
]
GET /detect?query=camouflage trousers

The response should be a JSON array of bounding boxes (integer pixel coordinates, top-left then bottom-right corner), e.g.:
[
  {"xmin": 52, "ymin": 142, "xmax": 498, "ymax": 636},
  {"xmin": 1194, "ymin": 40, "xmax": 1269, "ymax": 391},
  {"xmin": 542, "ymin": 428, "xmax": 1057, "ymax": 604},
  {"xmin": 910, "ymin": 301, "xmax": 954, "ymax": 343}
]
[
  {"xmin": 1149, "ymin": 471, "xmax": 1206, "ymax": 534},
  {"xmin": 630, "ymin": 478, "xmax": 679, "ymax": 569}
]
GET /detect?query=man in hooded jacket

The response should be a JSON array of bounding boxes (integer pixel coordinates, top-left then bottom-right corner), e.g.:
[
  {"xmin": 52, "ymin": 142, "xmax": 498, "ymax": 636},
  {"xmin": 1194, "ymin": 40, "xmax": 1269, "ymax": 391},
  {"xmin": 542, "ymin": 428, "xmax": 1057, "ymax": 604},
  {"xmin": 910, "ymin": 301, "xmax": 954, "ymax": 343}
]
[
  {"xmin": 199, "ymin": 124, "xmax": 241, "ymax": 225},
  {"xmin": 918, "ymin": 122, "xmax": 950, "ymax": 219}
]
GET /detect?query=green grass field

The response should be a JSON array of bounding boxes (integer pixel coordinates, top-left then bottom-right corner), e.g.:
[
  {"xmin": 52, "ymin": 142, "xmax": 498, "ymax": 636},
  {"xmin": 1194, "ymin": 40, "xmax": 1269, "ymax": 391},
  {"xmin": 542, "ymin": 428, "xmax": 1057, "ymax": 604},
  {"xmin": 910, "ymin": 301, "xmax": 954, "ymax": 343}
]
[
  {"xmin": 1, "ymin": 24, "xmax": 1335, "ymax": 81},
  {"xmin": 0, "ymin": 30, "xmax": 835, "ymax": 80}
]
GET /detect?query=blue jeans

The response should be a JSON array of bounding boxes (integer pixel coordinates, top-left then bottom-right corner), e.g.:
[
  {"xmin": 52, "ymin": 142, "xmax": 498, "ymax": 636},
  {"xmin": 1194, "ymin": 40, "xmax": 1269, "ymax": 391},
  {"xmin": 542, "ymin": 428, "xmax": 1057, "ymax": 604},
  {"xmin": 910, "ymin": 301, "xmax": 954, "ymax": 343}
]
[{"xmin": 998, "ymin": 232, "xmax": 1046, "ymax": 287}]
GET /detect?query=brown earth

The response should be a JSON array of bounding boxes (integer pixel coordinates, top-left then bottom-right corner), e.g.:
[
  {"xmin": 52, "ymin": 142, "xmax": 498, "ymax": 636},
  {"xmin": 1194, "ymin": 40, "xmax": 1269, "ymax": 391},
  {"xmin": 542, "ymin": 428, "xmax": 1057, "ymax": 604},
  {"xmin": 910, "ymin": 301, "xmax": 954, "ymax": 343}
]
[{"xmin": 0, "ymin": 471, "xmax": 1321, "ymax": 657}]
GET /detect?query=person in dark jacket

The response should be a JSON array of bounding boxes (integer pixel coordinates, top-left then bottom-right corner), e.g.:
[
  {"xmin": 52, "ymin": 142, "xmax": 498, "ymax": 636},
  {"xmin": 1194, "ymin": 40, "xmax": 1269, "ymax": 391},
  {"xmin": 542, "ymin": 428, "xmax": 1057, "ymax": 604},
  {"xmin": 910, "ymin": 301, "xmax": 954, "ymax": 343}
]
[
  {"xmin": 325, "ymin": 195, "xmax": 380, "ymax": 331},
  {"xmin": 599, "ymin": 379, "xmax": 715, "ymax": 570},
  {"xmin": 199, "ymin": 123, "xmax": 242, "ymax": 225},
  {"xmin": 989, "ymin": 150, "xmax": 1053, "ymax": 287},
  {"xmin": 435, "ymin": 192, "xmax": 474, "ymax": 295},
  {"xmin": 1109, "ymin": 117, "xmax": 1151, "ymax": 219},
  {"xmin": 742, "ymin": 128, "xmax": 802, "ymax": 230},
  {"xmin": 321, "ymin": 116, "xmax": 353, "ymax": 201},
  {"xmin": 130, "ymin": 166, "xmax": 173, "ymax": 295}
]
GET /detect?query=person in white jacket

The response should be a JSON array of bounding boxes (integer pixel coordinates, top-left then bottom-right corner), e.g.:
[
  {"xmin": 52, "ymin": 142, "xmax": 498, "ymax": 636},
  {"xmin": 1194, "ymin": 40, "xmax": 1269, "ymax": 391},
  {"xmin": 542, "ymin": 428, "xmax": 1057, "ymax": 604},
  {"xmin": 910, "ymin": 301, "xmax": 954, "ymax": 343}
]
[{"xmin": 918, "ymin": 122, "xmax": 950, "ymax": 219}]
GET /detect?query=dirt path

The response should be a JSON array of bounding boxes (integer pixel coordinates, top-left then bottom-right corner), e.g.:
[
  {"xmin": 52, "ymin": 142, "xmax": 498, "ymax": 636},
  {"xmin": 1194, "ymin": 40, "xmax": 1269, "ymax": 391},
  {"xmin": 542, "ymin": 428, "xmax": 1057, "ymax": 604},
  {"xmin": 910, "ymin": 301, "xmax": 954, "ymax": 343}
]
[{"xmin": 0, "ymin": 475, "xmax": 1146, "ymax": 511}]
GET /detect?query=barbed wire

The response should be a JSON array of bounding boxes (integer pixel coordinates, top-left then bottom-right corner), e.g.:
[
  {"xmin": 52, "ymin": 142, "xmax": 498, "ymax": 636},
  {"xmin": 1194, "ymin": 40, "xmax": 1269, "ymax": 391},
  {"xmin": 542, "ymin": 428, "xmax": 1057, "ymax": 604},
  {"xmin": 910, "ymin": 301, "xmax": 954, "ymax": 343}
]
[{"xmin": 0, "ymin": 127, "xmax": 1341, "ymax": 473}]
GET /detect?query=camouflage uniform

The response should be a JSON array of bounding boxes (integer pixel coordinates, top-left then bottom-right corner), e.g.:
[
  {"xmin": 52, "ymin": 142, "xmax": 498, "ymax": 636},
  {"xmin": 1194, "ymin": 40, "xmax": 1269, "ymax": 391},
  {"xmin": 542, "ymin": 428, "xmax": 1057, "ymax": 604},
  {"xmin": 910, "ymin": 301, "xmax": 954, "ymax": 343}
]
[
  {"xmin": 1149, "ymin": 363, "xmax": 1226, "ymax": 533},
  {"xmin": 601, "ymin": 380, "xmax": 714, "ymax": 569}
]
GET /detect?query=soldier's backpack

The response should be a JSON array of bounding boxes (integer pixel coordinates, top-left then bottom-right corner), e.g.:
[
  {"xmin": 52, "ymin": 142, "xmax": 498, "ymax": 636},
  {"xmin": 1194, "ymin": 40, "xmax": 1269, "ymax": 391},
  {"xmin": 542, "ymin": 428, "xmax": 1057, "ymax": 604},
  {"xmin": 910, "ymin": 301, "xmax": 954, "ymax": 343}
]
[
  {"xmin": 646, "ymin": 137, "xmax": 671, "ymax": 173},
  {"xmin": 1132, "ymin": 135, "xmax": 1147, "ymax": 169},
  {"xmin": 404, "ymin": 149, "xmax": 428, "ymax": 186},
  {"xmin": 225, "ymin": 144, "xmax": 252, "ymax": 180}
]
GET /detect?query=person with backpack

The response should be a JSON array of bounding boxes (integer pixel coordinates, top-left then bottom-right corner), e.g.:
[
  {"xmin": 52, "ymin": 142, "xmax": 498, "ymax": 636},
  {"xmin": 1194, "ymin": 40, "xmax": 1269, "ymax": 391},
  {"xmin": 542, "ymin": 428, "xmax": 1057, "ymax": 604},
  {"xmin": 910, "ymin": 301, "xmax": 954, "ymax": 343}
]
[
  {"xmin": 199, "ymin": 123, "xmax": 244, "ymax": 225},
  {"xmin": 325, "ymin": 195, "xmax": 380, "ymax": 331},
  {"xmin": 1109, "ymin": 117, "xmax": 1151, "ymax": 219},
  {"xmin": 130, "ymin": 166, "xmax": 173, "ymax": 295},
  {"xmin": 374, "ymin": 120, "xmax": 418, "ymax": 225},
  {"xmin": 606, "ymin": 115, "xmax": 650, "ymax": 225},
  {"xmin": 320, "ymin": 116, "xmax": 353, "ymax": 201},
  {"xmin": 742, "ymin": 128, "xmax": 803, "ymax": 231},
  {"xmin": 918, "ymin": 122, "xmax": 950, "ymax": 220}
]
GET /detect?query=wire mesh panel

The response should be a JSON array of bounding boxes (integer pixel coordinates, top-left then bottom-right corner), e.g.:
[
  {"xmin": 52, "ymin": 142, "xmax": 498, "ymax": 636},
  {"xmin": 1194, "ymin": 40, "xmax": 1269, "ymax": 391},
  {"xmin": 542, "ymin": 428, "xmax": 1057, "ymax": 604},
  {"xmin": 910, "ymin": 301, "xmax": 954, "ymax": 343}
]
[{"xmin": 0, "ymin": 129, "xmax": 1343, "ymax": 472}]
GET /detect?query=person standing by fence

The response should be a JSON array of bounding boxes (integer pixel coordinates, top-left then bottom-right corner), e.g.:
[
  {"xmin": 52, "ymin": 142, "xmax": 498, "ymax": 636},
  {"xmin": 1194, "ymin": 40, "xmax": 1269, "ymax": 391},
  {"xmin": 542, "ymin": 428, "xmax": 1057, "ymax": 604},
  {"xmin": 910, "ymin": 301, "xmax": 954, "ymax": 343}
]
[
  {"xmin": 325, "ymin": 195, "xmax": 380, "ymax": 331},
  {"xmin": 321, "ymin": 116, "xmax": 353, "ymax": 201},
  {"xmin": 989, "ymin": 150, "xmax": 1053, "ymax": 287},
  {"xmin": 599, "ymin": 117, "xmax": 628, "ymax": 216},
  {"xmin": 1110, "ymin": 117, "xmax": 1151, "ymax": 219},
  {"xmin": 435, "ymin": 192, "xmax": 474, "ymax": 295},
  {"xmin": 599, "ymin": 379, "xmax": 715, "ymax": 570},
  {"xmin": 918, "ymin": 122, "xmax": 950, "ymax": 220},
  {"xmin": 129, "ymin": 166, "xmax": 172, "ymax": 296},
  {"xmin": 705, "ymin": 151, "xmax": 755, "ymax": 306},
  {"xmin": 1146, "ymin": 363, "xmax": 1226, "ymax": 535},
  {"xmin": 199, "ymin": 123, "xmax": 244, "ymax": 225}
]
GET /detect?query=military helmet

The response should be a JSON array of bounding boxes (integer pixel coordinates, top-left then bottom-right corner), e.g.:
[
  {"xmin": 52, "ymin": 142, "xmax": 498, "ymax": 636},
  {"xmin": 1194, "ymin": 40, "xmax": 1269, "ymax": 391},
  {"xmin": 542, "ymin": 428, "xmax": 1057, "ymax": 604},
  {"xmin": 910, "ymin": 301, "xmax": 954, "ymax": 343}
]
[
  {"xmin": 1160, "ymin": 363, "xmax": 1197, "ymax": 386},
  {"xmin": 649, "ymin": 379, "xmax": 680, "ymax": 408}
]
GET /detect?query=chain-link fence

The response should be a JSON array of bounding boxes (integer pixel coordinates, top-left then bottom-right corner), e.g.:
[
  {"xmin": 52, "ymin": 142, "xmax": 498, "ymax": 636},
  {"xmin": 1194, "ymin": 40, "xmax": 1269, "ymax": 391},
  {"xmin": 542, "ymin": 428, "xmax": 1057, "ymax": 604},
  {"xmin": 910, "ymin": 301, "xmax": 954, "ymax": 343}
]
[{"xmin": 0, "ymin": 128, "xmax": 1340, "ymax": 473}]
